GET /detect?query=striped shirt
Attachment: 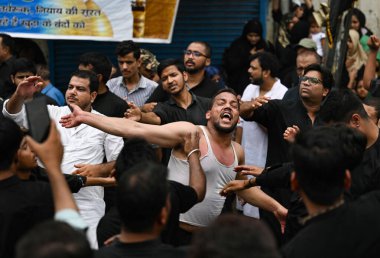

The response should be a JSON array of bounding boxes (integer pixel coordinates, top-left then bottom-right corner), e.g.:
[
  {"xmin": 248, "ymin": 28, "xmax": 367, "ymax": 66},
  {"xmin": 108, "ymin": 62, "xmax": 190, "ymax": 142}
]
[{"xmin": 106, "ymin": 75, "xmax": 158, "ymax": 107}]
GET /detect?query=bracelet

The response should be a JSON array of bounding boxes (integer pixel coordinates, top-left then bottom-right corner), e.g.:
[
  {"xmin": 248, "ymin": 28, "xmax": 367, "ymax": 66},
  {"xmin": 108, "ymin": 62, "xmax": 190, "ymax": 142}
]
[
  {"xmin": 245, "ymin": 178, "xmax": 255, "ymax": 189},
  {"xmin": 187, "ymin": 148, "xmax": 200, "ymax": 160}
]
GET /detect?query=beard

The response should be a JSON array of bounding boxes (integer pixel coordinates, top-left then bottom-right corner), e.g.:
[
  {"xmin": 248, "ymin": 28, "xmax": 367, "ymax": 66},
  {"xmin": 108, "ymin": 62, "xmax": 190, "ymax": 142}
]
[
  {"xmin": 250, "ymin": 77, "xmax": 263, "ymax": 86},
  {"xmin": 213, "ymin": 120, "xmax": 237, "ymax": 134},
  {"xmin": 186, "ymin": 66, "xmax": 201, "ymax": 75}
]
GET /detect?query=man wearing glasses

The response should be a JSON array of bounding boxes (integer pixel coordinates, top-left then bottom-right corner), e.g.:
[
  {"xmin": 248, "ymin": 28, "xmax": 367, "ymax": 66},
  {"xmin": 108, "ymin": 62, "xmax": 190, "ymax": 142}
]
[
  {"xmin": 239, "ymin": 63, "xmax": 333, "ymax": 244},
  {"xmin": 143, "ymin": 41, "xmax": 219, "ymax": 109}
]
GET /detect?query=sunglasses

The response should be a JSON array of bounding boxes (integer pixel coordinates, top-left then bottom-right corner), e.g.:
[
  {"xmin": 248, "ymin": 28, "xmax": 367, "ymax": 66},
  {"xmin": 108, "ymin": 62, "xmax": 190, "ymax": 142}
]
[
  {"xmin": 300, "ymin": 76, "xmax": 322, "ymax": 85},
  {"xmin": 183, "ymin": 50, "xmax": 208, "ymax": 58}
]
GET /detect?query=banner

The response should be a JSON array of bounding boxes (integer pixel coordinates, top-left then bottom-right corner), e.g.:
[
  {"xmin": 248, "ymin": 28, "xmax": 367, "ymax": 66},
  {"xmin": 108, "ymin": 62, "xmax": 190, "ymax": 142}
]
[{"xmin": 0, "ymin": 0, "xmax": 179, "ymax": 43}]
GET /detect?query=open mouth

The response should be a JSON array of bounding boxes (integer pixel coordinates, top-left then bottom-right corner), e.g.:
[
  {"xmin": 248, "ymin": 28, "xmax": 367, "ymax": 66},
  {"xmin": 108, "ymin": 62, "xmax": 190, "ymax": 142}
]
[{"xmin": 221, "ymin": 111, "xmax": 232, "ymax": 121}]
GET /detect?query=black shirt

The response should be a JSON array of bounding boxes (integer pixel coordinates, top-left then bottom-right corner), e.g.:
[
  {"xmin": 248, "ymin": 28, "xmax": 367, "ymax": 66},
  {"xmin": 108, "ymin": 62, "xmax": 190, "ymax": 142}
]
[
  {"xmin": 0, "ymin": 56, "xmax": 16, "ymax": 99},
  {"xmin": 146, "ymin": 76, "xmax": 219, "ymax": 103},
  {"xmin": 0, "ymin": 176, "xmax": 54, "ymax": 258},
  {"xmin": 283, "ymin": 191, "xmax": 380, "ymax": 258},
  {"xmin": 153, "ymin": 93, "xmax": 211, "ymax": 125},
  {"xmin": 95, "ymin": 239, "xmax": 185, "ymax": 258},
  {"xmin": 246, "ymin": 98, "xmax": 324, "ymax": 166},
  {"xmin": 97, "ymin": 181, "xmax": 198, "ymax": 247},
  {"xmin": 93, "ymin": 90, "xmax": 129, "ymax": 117}
]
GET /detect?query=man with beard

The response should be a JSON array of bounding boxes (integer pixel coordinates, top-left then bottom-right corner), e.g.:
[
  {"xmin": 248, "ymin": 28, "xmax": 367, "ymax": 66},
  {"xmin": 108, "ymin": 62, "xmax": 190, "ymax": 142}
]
[
  {"xmin": 143, "ymin": 42, "xmax": 219, "ymax": 110},
  {"xmin": 2, "ymin": 70, "xmax": 124, "ymax": 248},
  {"xmin": 235, "ymin": 52, "xmax": 287, "ymax": 218},
  {"xmin": 60, "ymin": 88, "xmax": 288, "ymax": 245},
  {"xmin": 238, "ymin": 63, "xmax": 333, "ymax": 244}
]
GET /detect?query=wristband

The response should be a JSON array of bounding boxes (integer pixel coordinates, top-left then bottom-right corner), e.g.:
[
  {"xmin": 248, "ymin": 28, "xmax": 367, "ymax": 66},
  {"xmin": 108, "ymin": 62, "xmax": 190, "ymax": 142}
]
[{"xmin": 187, "ymin": 148, "xmax": 200, "ymax": 160}]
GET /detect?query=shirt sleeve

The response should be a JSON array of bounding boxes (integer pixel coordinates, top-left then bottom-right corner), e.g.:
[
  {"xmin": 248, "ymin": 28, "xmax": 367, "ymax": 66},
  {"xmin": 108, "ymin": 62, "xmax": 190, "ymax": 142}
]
[
  {"xmin": 169, "ymin": 181, "xmax": 198, "ymax": 213},
  {"xmin": 153, "ymin": 102, "xmax": 171, "ymax": 124},
  {"xmin": 2, "ymin": 99, "xmax": 28, "ymax": 128},
  {"xmin": 55, "ymin": 209, "xmax": 88, "ymax": 231},
  {"xmin": 104, "ymin": 134, "xmax": 124, "ymax": 161}
]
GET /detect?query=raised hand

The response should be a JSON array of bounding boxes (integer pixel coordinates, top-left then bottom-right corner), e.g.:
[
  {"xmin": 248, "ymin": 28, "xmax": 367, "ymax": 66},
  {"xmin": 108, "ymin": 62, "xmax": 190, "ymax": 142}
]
[
  {"xmin": 59, "ymin": 104, "xmax": 84, "ymax": 128},
  {"xmin": 16, "ymin": 76, "xmax": 43, "ymax": 100},
  {"xmin": 183, "ymin": 130, "xmax": 200, "ymax": 158},
  {"xmin": 124, "ymin": 101, "xmax": 142, "ymax": 121},
  {"xmin": 367, "ymin": 35, "xmax": 380, "ymax": 51},
  {"xmin": 283, "ymin": 125, "xmax": 300, "ymax": 143}
]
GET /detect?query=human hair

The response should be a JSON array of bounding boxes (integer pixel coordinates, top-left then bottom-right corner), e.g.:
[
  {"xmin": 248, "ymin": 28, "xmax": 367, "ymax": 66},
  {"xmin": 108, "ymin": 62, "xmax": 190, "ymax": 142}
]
[
  {"xmin": 292, "ymin": 126, "xmax": 366, "ymax": 205},
  {"xmin": 242, "ymin": 19, "xmax": 263, "ymax": 38},
  {"xmin": 249, "ymin": 52, "xmax": 280, "ymax": 78},
  {"xmin": 189, "ymin": 214, "xmax": 281, "ymax": 258},
  {"xmin": 190, "ymin": 41, "xmax": 212, "ymax": 58},
  {"xmin": 36, "ymin": 64, "xmax": 50, "ymax": 81},
  {"xmin": 11, "ymin": 58, "xmax": 36, "ymax": 76},
  {"xmin": 319, "ymin": 89, "xmax": 369, "ymax": 123},
  {"xmin": 209, "ymin": 88, "xmax": 239, "ymax": 110},
  {"xmin": 70, "ymin": 70, "xmax": 99, "ymax": 93},
  {"xmin": 157, "ymin": 58, "xmax": 186, "ymax": 77},
  {"xmin": 114, "ymin": 138, "xmax": 157, "ymax": 181},
  {"xmin": 78, "ymin": 52, "xmax": 112, "ymax": 83},
  {"xmin": 0, "ymin": 33, "xmax": 15, "ymax": 54},
  {"xmin": 115, "ymin": 40, "xmax": 141, "ymax": 59},
  {"xmin": 0, "ymin": 117, "xmax": 23, "ymax": 171},
  {"xmin": 116, "ymin": 162, "xmax": 169, "ymax": 233},
  {"xmin": 303, "ymin": 63, "xmax": 334, "ymax": 90},
  {"xmin": 297, "ymin": 50, "xmax": 321, "ymax": 65},
  {"xmin": 16, "ymin": 221, "xmax": 92, "ymax": 258}
]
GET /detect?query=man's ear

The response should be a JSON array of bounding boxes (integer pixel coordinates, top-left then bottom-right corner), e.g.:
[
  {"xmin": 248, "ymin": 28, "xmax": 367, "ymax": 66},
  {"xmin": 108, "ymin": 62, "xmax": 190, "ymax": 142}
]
[
  {"xmin": 183, "ymin": 71, "xmax": 188, "ymax": 82},
  {"xmin": 349, "ymin": 114, "xmax": 361, "ymax": 128},
  {"xmin": 90, "ymin": 91, "xmax": 97, "ymax": 103},
  {"xmin": 290, "ymin": 171, "xmax": 299, "ymax": 192},
  {"xmin": 11, "ymin": 74, "xmax": 15, "ymax": 85},
  {"xmin": 205, "ymin": 110, "xmax": 211, "ymax": 120},
  {"xmin": 205, "ymin": 57, "xmax": 211, "ymax": 67}
]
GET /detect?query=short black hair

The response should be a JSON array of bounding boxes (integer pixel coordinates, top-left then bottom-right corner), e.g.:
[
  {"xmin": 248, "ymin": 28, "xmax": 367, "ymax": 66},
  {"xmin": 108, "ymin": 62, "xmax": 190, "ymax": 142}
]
[
  {"xmin": 114, "ymin": 138, "xmax": 157, "ymax": 181},
  {"xmin": 70, "ymin": 70, "xmax": 99, "ymax": 93},
  {"xmin": 16, "ymin": 221, "xmax": 92, "ymax": 258},
  {"xmin": 115, "ymin": 40, "xmax": 140, "ymax": 59},
  {"xmin": 189, "ymin": 214, "xmax": 281, "ymax": 258},
  {"xmin": 363, "ymin": 97, "xmax": 380, "ymax": 121},
  {"xmin": 36, "ymin": 64, "xmax": 50, "ymax": 81},
  {"xmin": 78, "ymin": 52, "xmax": 112, "ymax": 83},
  {"xmin": 116, "ymin": 162, "xmax": 169, "ymax": 233},
  {"xmin": 292, "ymin": 125, "xmax": 366, "ymax": 205},
  {"xmin": 249, "ymin": 52, "xmax": 280, "ymax": 78},
  {"xmin": 0, "ymin": 33, "xmax": 15, "ymax": 54},
  {"xmin": 0, "ymin": 117, "xmax": 23, "ymax": 171},
  {"xmin": 209, "ymin": 88, "xmax": 239, "ymax": 110},
  {"xmin": 157, "ymin": 58, "xmax": 186, "ymax": 77},
  {"xmin": 189, "ymin": 41, "xmax": 212, "ymax": 58},
  {"xmin": 303, "ymin": 64, "xmax": 334, "ymax": 90},
  {"xmin": 319, "ymin": 89, "xmax": 369, "ymax": 123},
  {"xmin": 11, "ymin": 58, "xmax": 36, "ymax": 76}
]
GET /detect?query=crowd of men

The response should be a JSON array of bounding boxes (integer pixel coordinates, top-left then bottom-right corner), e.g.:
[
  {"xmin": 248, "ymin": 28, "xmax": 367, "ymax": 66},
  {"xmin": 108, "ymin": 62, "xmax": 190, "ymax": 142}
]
[{"xmin": 1, "ymin": 1, "xmax": 380, "ymax": 257}]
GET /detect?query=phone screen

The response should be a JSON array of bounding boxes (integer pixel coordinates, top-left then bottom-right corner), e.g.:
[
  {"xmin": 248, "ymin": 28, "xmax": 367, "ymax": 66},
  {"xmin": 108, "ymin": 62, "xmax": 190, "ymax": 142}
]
[{"xmin": 25, "ymin": 97, "xmax": 51, "ymax": 142}]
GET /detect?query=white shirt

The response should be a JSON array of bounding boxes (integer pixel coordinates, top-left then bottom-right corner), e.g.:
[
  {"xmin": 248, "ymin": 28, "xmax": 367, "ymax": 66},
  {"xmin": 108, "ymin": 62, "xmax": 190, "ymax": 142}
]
[
  {"xmin": 2, "ymin": 102, "xmax": 124, "ymax": 248},
  {"xmin": 238, "ymin": 79, "xmax": 287, "ymax": 218}
]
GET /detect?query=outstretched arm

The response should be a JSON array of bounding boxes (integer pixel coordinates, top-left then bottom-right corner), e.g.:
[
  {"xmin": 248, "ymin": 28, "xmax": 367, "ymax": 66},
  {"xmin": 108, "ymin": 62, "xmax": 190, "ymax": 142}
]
[{"xmin": 60, "ymin": 104, "xmax": 196, "ymax": 148}]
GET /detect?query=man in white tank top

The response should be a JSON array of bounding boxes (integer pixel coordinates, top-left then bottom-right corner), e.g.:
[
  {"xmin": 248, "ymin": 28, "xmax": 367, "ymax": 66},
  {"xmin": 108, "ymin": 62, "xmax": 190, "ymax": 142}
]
[{"xmin": 60, "ymin": 87, "xmax": 288, "ymax": 244}]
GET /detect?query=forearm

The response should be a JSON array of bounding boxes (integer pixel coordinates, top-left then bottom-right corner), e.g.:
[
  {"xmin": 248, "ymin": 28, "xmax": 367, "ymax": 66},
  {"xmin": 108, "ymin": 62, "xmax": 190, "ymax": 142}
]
[
  {"xmin": 256, "ymin": 163, "xmax": 293, "ymax": 189},
  {"xmin": 85, "ymin": 177, "xmax": 116, "ymax": 187},
  {"xmin": 188, "ymin": 153, "xmax": 206, "ymax": 202},
  {"xmin": 140, "ymin": 112, "xmax": 161, "ymax": 125},
  {"xmin": 239, "ymin": 101, "xmax": 255, "ymax": 120},
  {"xmin": 237, "ymin": 186, "xmax": 284, "ymax": 213},
  {"xmin": 364, "ymin": 50, "xmax": 378, "ymax": 90},
  {"xmin": 5, "ymin": 92, "xmax": 25, "ymax": 114}
]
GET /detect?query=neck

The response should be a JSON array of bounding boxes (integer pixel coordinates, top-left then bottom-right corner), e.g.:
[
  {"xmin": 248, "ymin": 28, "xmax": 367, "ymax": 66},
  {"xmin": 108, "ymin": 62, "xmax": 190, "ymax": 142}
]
[
  {"xmin": 260, "ymin": 78, "xmax": 276, "ymax": 94},
  {"xmin": 301, "ymin": 191, "xmax": 344, "ymax": 223},
  {"xmin": 97, "ymin": 82, "xmax": 108, "ymax": 95},
  {"xmin": 119, "ymin": 229, "xmax": 159, "ymax": 244},
  {"xmin": 364, "ymin": 120, "xmax": 379, "ymax": 148},
  {"xmin": 172, "ymin": 89, "xmax": 192, "ymax": 109},
  {"xmin": 187, "ymin": 70, "xmax": 205, "ymax": 88},
  {"xmin": 206, "ymin": 123, "xmax": 233, "ymax": 147},
  {"xmin": 301, "ymin": 98, "xmax": 321, "ymax": 123},
  {"xmin": 15, "ymin": 170, "xmax": 32, "ymax": 180},
  {"xmin": 123, "ymin": 73, "xmax": 140, "ymax": 90}
]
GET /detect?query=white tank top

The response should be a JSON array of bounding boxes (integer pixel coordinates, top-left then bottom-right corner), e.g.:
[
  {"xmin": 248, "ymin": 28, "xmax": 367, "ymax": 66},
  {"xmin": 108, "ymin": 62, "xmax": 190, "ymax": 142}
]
[{"xmin": 168, "ymin": 126, "xmax": 238, "ymax": 227}]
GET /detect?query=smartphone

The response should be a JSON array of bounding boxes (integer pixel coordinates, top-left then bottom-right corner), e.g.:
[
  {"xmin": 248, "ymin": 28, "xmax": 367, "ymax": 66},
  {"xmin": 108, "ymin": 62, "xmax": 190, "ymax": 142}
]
[{"xmin": 25, "ymin": 97, "xmax": 51, "ymax": 142}]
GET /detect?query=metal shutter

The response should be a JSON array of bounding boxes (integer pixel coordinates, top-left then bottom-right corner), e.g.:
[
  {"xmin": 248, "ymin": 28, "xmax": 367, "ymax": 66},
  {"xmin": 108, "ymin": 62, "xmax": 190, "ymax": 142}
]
[{"xmin": 51, "ymin": 0, "xmax": 261, "ymax": 89}]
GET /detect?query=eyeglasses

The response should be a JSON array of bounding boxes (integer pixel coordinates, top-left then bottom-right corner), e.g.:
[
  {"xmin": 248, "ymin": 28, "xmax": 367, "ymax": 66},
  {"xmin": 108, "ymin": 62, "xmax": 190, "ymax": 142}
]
[
  {"xmin": 300, "ymin": 76, "xmax": 322, "ymax": 85},
  {"xmin": 183, "ymin": 50, "xmax": 208, "ymax": 58}
]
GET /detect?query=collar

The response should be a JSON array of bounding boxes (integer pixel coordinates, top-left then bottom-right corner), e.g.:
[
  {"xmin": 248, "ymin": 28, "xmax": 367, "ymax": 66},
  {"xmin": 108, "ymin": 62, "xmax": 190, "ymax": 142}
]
[
  {"xmin": 167, "ymin": 92, "xmax": 196, "ymax": 107},
  {"xmin": 300, "ymin": 199, "xmax": 345, "ymax": 225},
  {"xmin": 41, "ymin": 83, "xmax": 54, "ymax": 94},
  {"xmin": 120, "ymin": 75, "xmax": 147, "ymax": 89}
]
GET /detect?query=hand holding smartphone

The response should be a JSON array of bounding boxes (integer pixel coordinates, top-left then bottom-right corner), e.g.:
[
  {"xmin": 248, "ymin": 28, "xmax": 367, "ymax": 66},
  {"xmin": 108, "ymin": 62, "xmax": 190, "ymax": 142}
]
[{"xmin": 25, "ymin": 97, "xmax": 51, "ymax": 143}]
